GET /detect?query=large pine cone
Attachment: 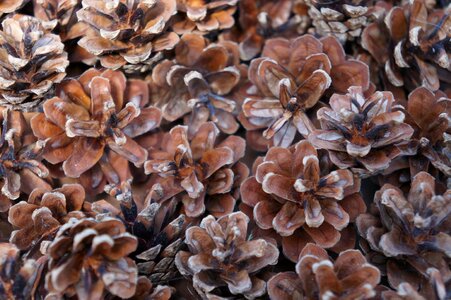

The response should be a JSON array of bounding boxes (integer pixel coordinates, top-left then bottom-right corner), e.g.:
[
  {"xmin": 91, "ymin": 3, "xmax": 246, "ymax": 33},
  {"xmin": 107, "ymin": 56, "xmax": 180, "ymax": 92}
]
[
  {"xmin": 77, "ymin": 0, "xmax": 180, "ymax": 73},
  {"xmin": 0, "ymin": 15, "xmax": 69, "ymax": 111},
  {"xmin": 356, "ymin": 171, "xmax": 450, "ymax": 299},
  {"xmin": 175, "ymin": 212, "xmax": 279, "ymax": 299}
]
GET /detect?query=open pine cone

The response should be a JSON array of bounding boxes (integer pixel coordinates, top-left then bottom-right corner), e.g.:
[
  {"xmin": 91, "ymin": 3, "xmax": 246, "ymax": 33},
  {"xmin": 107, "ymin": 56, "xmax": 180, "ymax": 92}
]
[
  {"xmin": 268, "ymin": 243, "xmax": 381, "ymax": 300},
  {"xmin": 30, "ymin": 68, "xmax": 161, "ymax": 194},
  {"xmin": 0, "ymin": 109, "xmax": 51, "ymax": 212},
  {"xmin": 220, "ymin": 0, "xmax": 302, "ymax": 61},
  {"xmin": 382, "ymin": 87, "xmax": 450, "ymax": 187},
  {"xmin": 240, "ymin": 140, "xmax": 366, "ymax": 262},
  {"xmin": 77, "ymin": 0, "xmax": 180, "ymax": 73},
  {"xmin": 8, "ymin": 183, "xmax": 93, "ymax": 250},
  {"xmin": 0, "ymin": 15, "xmax": 69, "ymax": 111},
  {"xmin": 144, "ymin": 122, "xmax": 248, "ymax": 218},
  {"xmin": 309, "ymin": 86, "xmax": 415, "ymax": 176},
  {"xmin": 175, "ymin": 212, "xmax": 279, "ymax": 299},
  {"xmin": 356, "ymin": 171, "xmax": 450, "ymax": 299},
  {"xmin": 362, "ymin": 0, "xmax": 450, "ymax": 91},
  {"xmin": 240, "ymin": 34, "xmax": 370, "ymax": 149},
  {"xmin": 45, "ymin": 217, "xmax": 138, "ymax": 299},
  {"xmin": 149, "ymin": 33, "xmax": 242, "ymax": 136}
]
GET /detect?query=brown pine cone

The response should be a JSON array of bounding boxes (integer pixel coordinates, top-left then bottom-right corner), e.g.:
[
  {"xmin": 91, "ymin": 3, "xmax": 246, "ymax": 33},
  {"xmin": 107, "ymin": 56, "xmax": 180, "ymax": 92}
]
[
  {"xmin": 382, "ymin": 87, "xmax": 450, "ymax": 187},
  {"xmin": 0, "ymin": 109, "xmax": 51, "ymax": 212},
  {"xmin": 45, "ymin": 217, "xmax": 138, "ymax": 299},
  {"xmin": 240, "ymin": 140, "xmax": 366, "ymax": 262},
  {"xmin": 175, "ymin": 212, "xmax": 279, "ymax": 299},
  {"xmin": 0, "ymin": 243, "xmax": 47, "ymax": 299},
  {"xmin": 30, "ymin": 68, "xmax": 162, "ymax": 194},
  {"xmin": 33, "ymin": 0, "xmax": 87, "ymax": 41},
  {"xmin": 219, "ymin": 0, "xmax": 304, "ymax": 61},
  {"xmin": 172, "ymin": 0, "xmax": 237, "ymax": 34},
  {"xmin": 94, "ymin": 195, "xmax": 187, "ymax": 287},
  {"xmin": 144, "ymin": 122, "xmax": 248, "ymax": 218},
  {"xmin": 77, "ymin": 0, "xmax": 179, "ymax": 73},
  {"xmin": 308, "ymin": 86, "xmax": 414, "ymax": 176},
  {"xmin": 268, "ymin": 243, "xmax": 381, "ymax": 300},
  {"xmin": 0, "ymin": 15, "xmax": 69, "ymax": 111},
  {"xmin": 306, "ymin": 0, "xmax": 380, "ymax": 44},
  {"xmin": 8, "ymin": 183, "xmax": 93, "ymax": 250},
  {"xmin": 362, "ymin": 0, "xmax": 450, "ymax": 91},
  {"xmin": 239, "ymin": 34, "xmax": 370, "ymax": 150},
  {"xmin": 0, "ymin": 1, "xmax": 28, "ymax": 16},
  {"xmin": 356, "ymin": 171, "xmax": 450, "ymax": 299},
  {"xmin": 149, "ymin": 33, "xmax": 242, "ymax": 136}
]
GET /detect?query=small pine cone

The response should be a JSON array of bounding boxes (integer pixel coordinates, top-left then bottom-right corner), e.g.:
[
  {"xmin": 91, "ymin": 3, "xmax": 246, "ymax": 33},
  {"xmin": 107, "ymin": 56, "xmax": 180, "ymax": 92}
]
[
  {"xmin": 239, "ymin": 34, "xmax": 370, "ymax": 150},
  {"xmin": 95, "ymin": 195, "xmax": 187, "ymax": 286},
  {"xmin": 240, "ymin": 140, "xmax": 366, "ymax": 262},
  {"xmin": 356, "ymin": 171, "xmax": 450, "ymax": 299},
  {"xmin": 219, "ymin": 0, "xmax": 299, "ymax": 61},
  {"xmin": 77, "ymin": 0, "xmax": 180, "ymax": 73},
  {"xmin": 0, "ymin": 109, "xmax": 51, "ymax": 212},
  {"xmin": 150, "ymin": 33, "xmax": 242, "ymax": 136},
  {"xmin": 306, "ymin": 0, "xmax": 374, "ymax": 44},
  {"xmin": 175, "ymin": 212, "xmax": 279, "ymax": 299},
  {"xmin": 30, "ymin": 68, "xmax": 162, "ymax": 194},
  {"xmin": 362, "ymin": 0, "xmax": 450, "ymax": 91},
  {"xmin": 382, "ymin": 87, "xmax": 450, "ymax": 186},
  {"xmin": 308, "ymin": 86, "xmax": 415, "ymax": 176},
  {"xmin": 33, "ymin": 0, "xmax": 87, "ymax": 41},
  {"xmin": 268, "ymin": 243, "xmax": 381, "ymax": 300},
  {"xmin": 0, "ymin": 243, "xmax": 47, "ymax": 299},
  {"xmin": 8, "ymin": 184, "xmax": 93, "ymax": 250},
  {"xmin": 45, "ymin": 217, "xmax": 138, "ymax": 299},
  {"xmin": 0, "ymin": 15, "xmax": 69, "ymax": 111},
  {"xmin": 0, "ymin": 0, "xmax": 28, "ymax": 16},
  {"xmin": 172, "ymin": 0, "xmax": 237, "ymax": 34},
  {"xmin": 144, "ymin": 122, "xmax": 248, "ymax": 218}
]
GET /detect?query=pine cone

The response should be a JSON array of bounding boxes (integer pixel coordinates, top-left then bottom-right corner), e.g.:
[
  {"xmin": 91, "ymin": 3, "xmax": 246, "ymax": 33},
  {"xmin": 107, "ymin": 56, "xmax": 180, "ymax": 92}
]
[
  {"xmin": 8, "ymin": 183, "xmax": 93, "ymax": 250},
  {"xmin": 268, "ymin": 243, "xmax": 381, "ymax": 300},
  {"xmin": 306, "ymin": 0, "xmax": 377, "ymax": 44},
  {"xmin": 33, "ymin": 0, "xmax": 87, "ymax": 41},
  {"xmin": 239, "ymin": 34, "xmax": 370, "ymax": 149},
  {"xmin": 77, "ymin": 0, "xmax": 180, "ymax": 73},
  {"xmin": 175, "ymin": 212, "xmax": 279, "ymax": 299},
  {"xmin": 0, "ymin": 243, "xmax": 47, "ymax": 299},
  {"xmin": 0, "ymin": 109, "xmax": 51, "ymax": 212},
  {"xmin": 0, "ymin": 15, "xmax": 69, "ymax": 111},
  {"xmin": 149, "ymin": 33, "xmax": 242, "ymax": 136},
  {"xmin": 30, "ymin": 68, "xmax": 162, "ymax": 194},
  {"xmin": 382, "ymin": 87, "xmax": 450, "ymax": 187},
  {"xmin": 94, "ymin": 195, "xmax": 187, "ymax": 287},
  {"xmin": 0, "ymin": 1, "xmax": 28, "ymax": 16},
  {"xmin": 144, "ymin": 122, "xmax": 248, "ymax": 218},
  {"xmin": 172, "ymin": 0, "xmax": 238, "ymax": 34},
  {"xmin": 240, "ymin": 140, "xmax": 366, "ymax": 262},
  {"xmin": 45, "ymin": 217, "xmax": 138, "ymax": 299},
  {"xmin": 362, "ymin": 0, "xmax": 450, "ymax": 91},
  {"xmin": 356, "ymin": 171, "xmax": 450, "ymax": 299},
  {"xmin": 220, "ymin": 0, "xmax": 302, "ymax": 61},
  {"xmin": 308, "ymin": 86, "xmax": 415, "ymax": 176}
]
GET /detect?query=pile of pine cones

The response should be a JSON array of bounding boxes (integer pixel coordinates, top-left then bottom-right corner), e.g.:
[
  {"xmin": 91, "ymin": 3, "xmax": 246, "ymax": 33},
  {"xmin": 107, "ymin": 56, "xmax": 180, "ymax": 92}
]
[{"xmin": 0, "ymin": 0, "xmax": 449, "ymax": 299}]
